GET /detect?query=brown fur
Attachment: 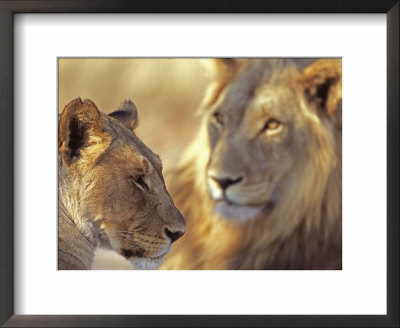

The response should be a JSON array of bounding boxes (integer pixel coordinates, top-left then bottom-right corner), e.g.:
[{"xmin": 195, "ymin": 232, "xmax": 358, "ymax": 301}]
[
  {"xmin": 58, "ymin": 98, "xmax": 185, "ymax": 270},
  {"xmin": 162, "ymin": 59, "xmax": 342, "ymax": 270}
]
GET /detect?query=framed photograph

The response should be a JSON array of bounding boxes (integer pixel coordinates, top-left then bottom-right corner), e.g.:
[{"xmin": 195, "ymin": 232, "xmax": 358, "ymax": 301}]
[{"xmin": 0, "ymin": 1, "xmax": 398, "ymax": 327}]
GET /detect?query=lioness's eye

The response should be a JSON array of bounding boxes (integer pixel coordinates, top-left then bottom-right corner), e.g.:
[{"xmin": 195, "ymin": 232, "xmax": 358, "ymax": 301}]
[
  {"xmin": 212, "ymin": 111, "xmax": 224, "ymax": 126},
  {"xmin": 130, "ymin": 175, "xmax": 149, "ymax": 191},
  {"xmin": 261, "ymin": 119, "xmax": 281, "ymax": 132}
]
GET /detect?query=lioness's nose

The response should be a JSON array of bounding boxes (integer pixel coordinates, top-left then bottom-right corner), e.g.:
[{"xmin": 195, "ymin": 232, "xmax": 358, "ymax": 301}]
[
  {"xmin": 164, "ymin": 228, "xmax": 184, "ymax": 243},
  {"xmin": 163, "ymin": 210, "xmax": 185, "ymax": 243},
  {"xmin": 212, "ymin": 176, "xmax": 243, "ymax": 191}
]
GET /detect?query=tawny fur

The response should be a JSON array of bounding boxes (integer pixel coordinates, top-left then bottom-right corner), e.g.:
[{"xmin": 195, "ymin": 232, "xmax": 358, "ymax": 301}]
[
  {"xmin": 162, "ymin": 59, "xmax": 342, "ymax": 270},
  {"xmin": 58, "ymin": 98, "xmax": 185, "ymax": 270}
]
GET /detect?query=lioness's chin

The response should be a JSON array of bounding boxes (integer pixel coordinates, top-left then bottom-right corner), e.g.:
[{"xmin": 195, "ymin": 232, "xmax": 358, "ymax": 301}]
[
  {"xmin": 213, "ymin": 201, "xmax": 263, "ymax": 224},
  {"xmin": 129, "ymin": 256, "xmax": 165, "ymax": 270}
]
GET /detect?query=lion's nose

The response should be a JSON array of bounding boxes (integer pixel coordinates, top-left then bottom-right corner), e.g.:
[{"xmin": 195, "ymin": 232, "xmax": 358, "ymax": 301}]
[
  {"xmin": 211, "ymin": 176, "xmax": 243, "ymax": 191},
  {"xmin": 164, "ymin": 228, "xmax": 184, "ymax": 243}
]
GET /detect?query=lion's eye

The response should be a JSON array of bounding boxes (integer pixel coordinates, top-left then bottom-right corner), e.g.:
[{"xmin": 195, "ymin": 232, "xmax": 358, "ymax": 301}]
[
  {"xmin": 261, "ymin": 119, "xmax": 281, "ymax": 133},
  {"xmin": 130, "ymin": 175, "xmax": 149, "ymax": 191},
  {"xmin": 212, "ymin": 111, "xmax": 224, "ymax": 126}
]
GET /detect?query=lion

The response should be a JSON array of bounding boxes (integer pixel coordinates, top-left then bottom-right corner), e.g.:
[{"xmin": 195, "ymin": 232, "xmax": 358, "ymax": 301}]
[
  {"xmin": 162, "ymin": 58, "xmax": 342, "ymax": 270},
  {"xmin": 58, "ymin": 98, "xmax": 186, "ymax": 270}
]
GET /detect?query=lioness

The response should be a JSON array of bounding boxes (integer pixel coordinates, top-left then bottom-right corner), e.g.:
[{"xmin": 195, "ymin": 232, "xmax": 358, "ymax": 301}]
[
  {"xmin": 58, "ymin": 98, "xmax": 185, "ymax": 270},
  {"xmin": 162, "ymin": 58, "xmax": 342, "ymax": 270}
]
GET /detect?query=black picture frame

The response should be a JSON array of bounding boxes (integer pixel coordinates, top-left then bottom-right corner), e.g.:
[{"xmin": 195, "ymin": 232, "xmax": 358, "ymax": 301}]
[{"xmin": 0, "ymin": 1, "xmax": 398, "ymax": 327}]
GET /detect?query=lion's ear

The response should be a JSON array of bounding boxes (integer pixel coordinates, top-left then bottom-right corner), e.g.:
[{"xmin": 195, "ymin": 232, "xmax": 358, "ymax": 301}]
[
  {"xmin": 199, "ymin": 59, "xmax": 243, "ymax": 108},
  {"xmin": 58, "ymin": 98, "xmax": 106, "ymax": 167},
  {"xmin": 303, "ymin": 59, "xmax": 342, "ymax": 117},
  {"xmin": 212, "ymin": 58, "xmax": 237, "ymax": 72},
  {"xmin": 200, "ymin": 58, "xmax": 241, "ymax": 79},
  {"xmin": 109, "ymin": 100, "xmax": 138, "ymax": 130}
]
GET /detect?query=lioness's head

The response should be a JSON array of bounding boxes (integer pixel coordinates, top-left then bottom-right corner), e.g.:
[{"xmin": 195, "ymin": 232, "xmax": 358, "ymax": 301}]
[
  {"xmin": 203, "ymin": 59, "xmax": 342, "ymax": 223},
  {"xmin": 58, "ymin": 98, "xmax": 186, "ymax": 269}
]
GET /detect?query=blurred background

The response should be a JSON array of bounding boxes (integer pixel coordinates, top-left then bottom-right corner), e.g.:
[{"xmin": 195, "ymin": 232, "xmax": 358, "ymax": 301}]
[{"xmin": 58, "ymin": 58, "xmax": 210, "ymax": 169}]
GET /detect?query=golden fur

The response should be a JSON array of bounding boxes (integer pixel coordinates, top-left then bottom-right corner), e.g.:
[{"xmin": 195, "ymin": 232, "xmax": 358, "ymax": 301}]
[
  {"xmin": 58, "ymin": 98, "xmax": 185, "ymax": 270},
  {"xmin": 162, "ymin": 59, "xmax": 342, "ymax": 269}
]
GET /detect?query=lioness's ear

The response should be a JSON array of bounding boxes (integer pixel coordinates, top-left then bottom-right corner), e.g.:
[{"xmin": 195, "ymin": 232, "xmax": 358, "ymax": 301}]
[
  {"xmin": 109, "ymin": 100, "xmax": 138, "ymax": 130},
  {"xmin": 303, "ymin": 59, "xmax": 342, "ymax": 117},
  {"xmin": 58, "ymin": 98, "xmax": 106, "ymax": 167}
]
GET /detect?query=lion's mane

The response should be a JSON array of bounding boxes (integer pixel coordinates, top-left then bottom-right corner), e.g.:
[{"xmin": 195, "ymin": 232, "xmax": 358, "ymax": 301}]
[{"xmin": 163, "ymin": 59, "xmax": 342, "ymax": 270}]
